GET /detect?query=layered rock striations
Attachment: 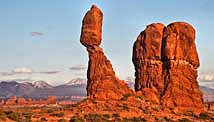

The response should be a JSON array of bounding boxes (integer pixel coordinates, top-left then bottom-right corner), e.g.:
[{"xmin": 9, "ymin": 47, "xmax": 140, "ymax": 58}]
[
  {"xmin": 133, "ymin": 22, "xmax": 204, "ymax": 113},
  {"xmin": 161, "ymin": 22, "xmax": 203, "ymax": 112},
  {"xmin": 80, "ymin": 5, "xmax": 133, "ymax": 100},
  {"xmin": 132, "ymin": 23, "xmax": 165, "ymax": 104}
]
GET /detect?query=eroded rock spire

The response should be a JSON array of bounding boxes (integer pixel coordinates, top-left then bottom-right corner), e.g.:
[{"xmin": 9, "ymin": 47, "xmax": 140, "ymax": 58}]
[
  {"xmin": 133, "ymin": 22, "xmax": 204, "ymax": 113},
  {"xmin": 80, "ymin": 5, "xmax": 133, "ymax": 100}
]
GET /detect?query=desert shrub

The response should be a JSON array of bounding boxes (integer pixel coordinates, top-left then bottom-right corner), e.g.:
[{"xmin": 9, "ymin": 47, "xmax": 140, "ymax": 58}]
[
  {"xmin": 31, "ymin": 106, "xmax": 40, "ymax": 111},
  {"xmin": 70, "ymin": 116, "xmax": 85, "ymax": 122},
  {"xmin": 63, "ymin": 104, "xmax": 76, "ymax": 111},
  {"xmin": 198, "ymin": 112, "xmax": 210, "ymax": 120},
  {"xmin": 162, "ymin": 117, "xmax": 174, "ymax": 122},
  {"xmin": 58, "ymin": 119, "xmax": 66, "ymax": 122},
  {"xmin": 152, "ymin": 106, "xmax": 160, "ymax": 111},
  {"xmin": 116, "ymin": 103, "xmax": 122, "ymax": 107},
  {"xmin": 22, "ymin": 112, "xmax": 32, "ymax": 122},
  {"xmin": 64, "ymin": 104, "xmax": 73, "ymax": 109},
  {"xmin": 143, "ymin": 107, "xmax": 150, "ymax": 114},
  {"xmin": 138, "ymin": 106, "xmax": 143, "ymax": 111},
  {"xmin": 0, "ymin": 109, "xmax": 7, "ymax": 121},
  {"xmin": 47, "ymin": 108, "xmax": 55, "ymax": 113},
  {"xmin": 71, "ymin": 103, "xmax": 79, "ymax": 107},
  {"xmin": 122, "ymin": 117, "xmax": 147, "ymax": 122},
  {"xmin": 112, "ymin": 113, "xmax": 120, "ymax": 118},
  {"xmin": 92, "ymin": 99, "xmax": 97, "ymax": 104},
  {"xmin": 103, "ymin": 114, "xmax": 110, "ymax": 119},
  {"xmin": 123, "ymin": 104, "xmax": 129, "ymax": 111},
  {"xmin": 85, "ymin": 114, "xmax": 109, "ymax": 122},
  {"xmin": 178, "ymin": 118, "xmax": 191, "ymax": 122},
  {"xmin": 121, "ymin": 94, "xmax": 132, "ymax": 101},
  {"xmin": 7, "ymin": 111, "xmax": 21, "ymax": 121},
  {"xmin": 137, "ymin": 95, "xmax": 143, "ymax": 100},
  {"xmin": 40, "ymin": 117, "xmax": 47, "ymax": 122},
  {"xmin": 183, "ymin": 110, "xmax": 194, "ymax": 116},
  {"xmin": 103, "ymin": 107, "xmax": 112, "ymax": 111},
  {"xmin": 50, "ymin": 112, "xmax": 64, "ymax": 117},
  {"xmin": 145, "ymin": 100, "xmax": 150, "ymax": 102},
  {"xmin": 122, "ymin": 118, "xmax": 129, "ymax": 122}
]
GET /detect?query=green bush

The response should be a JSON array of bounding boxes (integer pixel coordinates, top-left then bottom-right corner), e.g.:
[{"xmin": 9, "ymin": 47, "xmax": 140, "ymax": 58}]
[
  {"xmin": 92, "ymin": 99, "xmax": 97, "ymax": 104},
  {"xmin": 178, "ymin": 118, "xmax": 191, "ymax": 122},
  {"xmin": 123, "ymin": 104, "xmax": 129, "ymax": 111},
  {"xmin": 47, "ymin": 108, "xmax": 55, "ymax": 113},
  {"xmin": 40, "ymin": 117, "xmax": 47, "ymax": 122},
  {"xmin": 50, "ymin": 112, "xmax": 64, "ymax": 117},
  {"xmin": 183, "ymin": 110, "xmax": 194, "ymax": 116},
  {"xmin": 58, "ymin": 119, "xmax": 66, "ymax": 122},
  {"xmin": 121, "ymin": 94, "xmax": 132, "ymax": 101},
  {"xmin": 112, "ymin": 113, "xmax": 120, "ymax": 118},
  {"xmin": 7, "ymin": 111, "xmax": 21, "ymax": 121},
  {"xmin": 143, "ymin": 107, "xmax": 150, "ymax": 114},
  {"xmin": 122, "ymin": 117, "xmax": 147, "ymax": 122},
  {"xmin": 70, "ymin": 116, "xmax": 85, "ymax": 122},
  {"xmin": 137, "ymin": 95, "xmax": 143, "ymax": 100},
  {"xmin": 138, "ymin": 106, "xmax": 143, "ymax": 111},
  {"xmin": 152, "ymin": 106, "xmax": 160, "ymax": 111},
  {"xmin": 198, "ymin": 112, "xmax": 210, "ymax": 120},
  {"xmin": 22, "ymin": 112, "xmax": 32, "ymax": 122},
  {"xmin": 0, "ymin": 109, "xmax": 7, "ymax": 121},
  {"xmin": 103, "ymin": 114, "xmax": 110, "ymax": 119},
  {"xmin": 85, "ymin": 114, "xmax": 109, "ymax": 122}
]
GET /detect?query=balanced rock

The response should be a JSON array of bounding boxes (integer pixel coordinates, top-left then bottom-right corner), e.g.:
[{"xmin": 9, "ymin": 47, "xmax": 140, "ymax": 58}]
[
  {"xmin": 133, "ymin": 22, "xmax": 204, "ymax": 113},
  {"xmin": 80, "ymin": 5, "xmax": 103, "ymax": 47},
  {"xmin": 80, "ymin": 5, "xmax": 133, "ymax": 100}
]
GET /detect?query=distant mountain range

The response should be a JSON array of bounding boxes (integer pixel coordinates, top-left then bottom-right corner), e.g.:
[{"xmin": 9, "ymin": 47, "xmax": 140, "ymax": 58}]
[
  {"xmin": 0, "ymin": 79, "xmax": 87, "ymax": 100},
  {"xmin": 0, "ymin": 78, "xmax": 214, "ymax": 100}
]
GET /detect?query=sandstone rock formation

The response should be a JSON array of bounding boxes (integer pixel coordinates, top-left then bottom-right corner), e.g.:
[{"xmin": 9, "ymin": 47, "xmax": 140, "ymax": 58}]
[
  {"xmin": 80, "ymin": 5, "xmax": 133, "ymax": 100},
  {"xmin": 80, "ymin": 5, "xmax": 102, "ymax": 47},
  {"xmin": 132, "ymin": 23, "xmax": 165, "ymax": 104},
  {"xmin": 133, "ymin": 22, "xmax": 204, "ymax": 113},
  {"xmin": 17, "ymin": 98, "xmax": 27, "ymax": 105},
  {"xmin": 0, "ymin": 100, "xmax": 4, "ymax": 105}
]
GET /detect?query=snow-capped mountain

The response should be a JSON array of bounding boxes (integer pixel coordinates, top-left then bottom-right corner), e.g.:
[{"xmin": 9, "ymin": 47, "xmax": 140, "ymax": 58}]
[
  {"xmin": 1, "ymin": 77, "xmax": 214, "ymax": 101},
  {"xmin": 0, "ymin": 79, "xmax": 87, "ymax": 99},
  {"xmin": 65, "ymin": 78, "xmax": 86, "ymax": 86},
  {"xmin": 33, "ymin": 81, "xmax": 52, "ymax": 89}
]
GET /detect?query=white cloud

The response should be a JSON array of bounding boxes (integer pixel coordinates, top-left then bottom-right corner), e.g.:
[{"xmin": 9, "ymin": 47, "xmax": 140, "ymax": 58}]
[
  {"xmin": 30, "ymin": 32, "xmax": 44, "ymax": 37},
  {"xmin": 69, "ymin": 65, "xmax": 86, "ymax": 71},
  {"xmin": 12, "ymin": 67, "xmax": 33, "ymax": 74},
  {"xmin": 38, "ymin": 70, "xmax": 62, "ymax": 74},
  {"xmin": 0, "ymin": 67, "xmax": 62, "ymax": 76}
]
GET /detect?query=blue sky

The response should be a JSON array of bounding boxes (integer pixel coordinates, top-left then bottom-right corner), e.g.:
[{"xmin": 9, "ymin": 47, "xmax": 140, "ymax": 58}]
[{"xmin": 0, "ymin": 0, "xmax": 214, "ymax": 85}]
